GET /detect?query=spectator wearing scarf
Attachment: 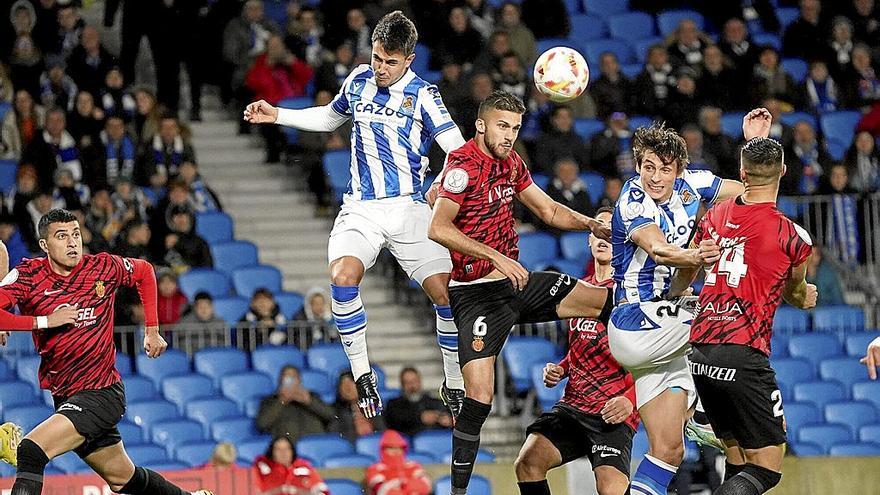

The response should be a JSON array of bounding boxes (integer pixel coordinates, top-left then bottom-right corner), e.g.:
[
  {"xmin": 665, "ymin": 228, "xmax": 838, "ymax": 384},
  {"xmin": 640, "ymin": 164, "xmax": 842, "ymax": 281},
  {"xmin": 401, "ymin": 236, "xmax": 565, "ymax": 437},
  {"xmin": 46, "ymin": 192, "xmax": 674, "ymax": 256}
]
[
  {"xmin": 845, "ymin": 131, "xmax": 880, "ymax": 192},
  {"xmin": 148, "ymin": 115, "xmax": 195, "ymax": 178},
  {"xmin": 21, "ymin": 107, "xmax": 82, "ymax": 189},
  {"xmin": 803, "ymin": 61, "xmax": 838, "ymax": 114},
  {"xmin": 100, "ymin": 68, "xmax": 136, "ymax": 122},
  {"xmin": 101, "ymin": 115, "xmax": 136, "ymax": 187}
]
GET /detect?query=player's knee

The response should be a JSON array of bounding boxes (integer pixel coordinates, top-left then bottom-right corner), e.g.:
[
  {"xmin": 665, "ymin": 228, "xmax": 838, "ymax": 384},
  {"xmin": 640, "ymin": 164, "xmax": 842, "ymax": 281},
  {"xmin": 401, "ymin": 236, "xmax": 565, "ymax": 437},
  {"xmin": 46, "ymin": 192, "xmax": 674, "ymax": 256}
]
[
  {"xmin": 465, "ymin": 386, "xmax": 493, "ymax": 404},
  {"xmin": 650, "ymin": 443, "xmax": 685, "ymax": 466},
  {"xmin": 331, "ymin": 271, "xmax": 361, "ymax": 287},
  {"xmin": 16, "ymin": 438, "xmax": 50, "ymax": 475},
  {"xmin": 595, "ymin": 476, "xmax": 628, "ymax": 495},
  {"xmin": 513, "ymin": 451, "xmax": 546, "ymax": 481}
]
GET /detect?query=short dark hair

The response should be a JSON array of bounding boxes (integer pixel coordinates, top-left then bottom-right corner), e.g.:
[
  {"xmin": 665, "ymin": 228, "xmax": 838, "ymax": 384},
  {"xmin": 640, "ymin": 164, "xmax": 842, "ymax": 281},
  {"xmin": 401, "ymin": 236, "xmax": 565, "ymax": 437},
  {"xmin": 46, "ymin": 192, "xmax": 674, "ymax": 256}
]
[
  {"xmin": 632, "ymin": 123, "xmax": 689, "ymax": 172},
  {"xmin": 478, "ymin": 89, "xmax": 526, "ymax": 117},
  {"xmin": 252, "ymin": 287, "xmax": 274, "ymax": 300},
  {"xmin": 372, "ymin": 11, "xmax": 418, "ymax": 56},
  {"xmin": 740, "ymin": 137, "xmax": 784, "ymax": 184},
  {"xmin": 38, "ymin": 208, "xmax": 77, "ymax": 239},
  {"xmin": 596, "ymin": 206, "xmax": 615, "ymax": 217},
  {"xmin": 193, "ymin": 291, "xmax": 213, "ymax": 303},
  {"xmin": 266, "ymin": 436, "xmax": 296, "ymax": 462}
]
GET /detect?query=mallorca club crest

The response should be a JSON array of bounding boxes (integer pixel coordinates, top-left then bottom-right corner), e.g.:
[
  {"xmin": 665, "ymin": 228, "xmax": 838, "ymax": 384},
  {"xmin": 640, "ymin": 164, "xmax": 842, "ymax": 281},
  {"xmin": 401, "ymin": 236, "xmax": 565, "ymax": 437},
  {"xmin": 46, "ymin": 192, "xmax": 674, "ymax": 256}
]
[
  {"xmin": 510, "ymin": 164, "xmax": 519, "ymax": 182},
  {"xmin": 472, "ymin": 335, "xmax": 484, "ymax": 352},
  {"xmin": 95, "ymin": 280, "xmax": 105, "ymax": 298}
]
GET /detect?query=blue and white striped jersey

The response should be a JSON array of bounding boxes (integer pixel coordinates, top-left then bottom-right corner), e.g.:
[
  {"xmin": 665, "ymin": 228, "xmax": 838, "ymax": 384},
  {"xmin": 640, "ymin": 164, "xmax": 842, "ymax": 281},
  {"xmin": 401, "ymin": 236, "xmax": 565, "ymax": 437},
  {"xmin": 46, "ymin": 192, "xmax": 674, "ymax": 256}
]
[
  {"xmin": 331, "ymin": 64, "xmax": 458, "ymax": 201},
  {"xmin": 611, "ymin": 170, "xmax": 723, "ymax": 303}
]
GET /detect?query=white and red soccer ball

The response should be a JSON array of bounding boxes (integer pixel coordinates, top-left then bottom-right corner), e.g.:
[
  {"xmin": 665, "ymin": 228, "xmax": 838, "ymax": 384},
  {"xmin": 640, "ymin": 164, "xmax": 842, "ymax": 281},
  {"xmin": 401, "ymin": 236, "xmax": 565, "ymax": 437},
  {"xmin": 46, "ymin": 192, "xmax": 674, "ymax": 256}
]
[{"xmin": 533, "ymin": 46, "xmax": 590, "ymax": 103}]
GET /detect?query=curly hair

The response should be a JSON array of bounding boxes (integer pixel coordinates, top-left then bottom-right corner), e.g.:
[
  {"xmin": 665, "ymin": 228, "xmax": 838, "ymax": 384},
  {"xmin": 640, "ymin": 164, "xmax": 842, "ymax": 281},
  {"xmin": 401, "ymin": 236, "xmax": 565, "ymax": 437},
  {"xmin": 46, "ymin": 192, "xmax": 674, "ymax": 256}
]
[
  {"xmin": 632, "ymin": 122, "xmax": 689, "ymax": 173},
  {"xmin": 371, "ymin": 11, "xmax": 418, "ymax": 56}
]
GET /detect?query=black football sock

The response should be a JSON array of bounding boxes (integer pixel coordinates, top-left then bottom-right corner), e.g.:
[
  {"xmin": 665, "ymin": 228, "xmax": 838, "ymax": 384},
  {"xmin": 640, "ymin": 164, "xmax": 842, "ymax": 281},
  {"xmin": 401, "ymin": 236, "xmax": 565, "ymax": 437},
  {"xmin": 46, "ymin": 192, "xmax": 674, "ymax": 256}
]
[
  {"xmin": 724, "ymin": 461, "xmax": 746, "ymax": 482},
  {"xmin": 714, "ymin": 464, "xmax": 781, "ymax": 495},
  {"xmin": 11, "ymin": 439, "xmax": 49, "ymax": 495},
  {"xmin": 518, "ymin": 480, "xmax": 551, "ymax": 495},
  {"xmin": 119, "ymin": 466, "xmax": 187, "ymax": 495},
  {"xmin": 451, "ymin": 397, "xmax": 492, "ymax": 493}
]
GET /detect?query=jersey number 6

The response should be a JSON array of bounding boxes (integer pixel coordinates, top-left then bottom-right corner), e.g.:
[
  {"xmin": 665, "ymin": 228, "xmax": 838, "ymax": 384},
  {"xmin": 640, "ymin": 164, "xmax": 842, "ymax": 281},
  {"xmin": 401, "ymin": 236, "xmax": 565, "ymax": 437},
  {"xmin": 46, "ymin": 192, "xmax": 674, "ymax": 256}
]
[{"xmin": 472, "ymin": 316, "xmax": 488, "ymax": 337}]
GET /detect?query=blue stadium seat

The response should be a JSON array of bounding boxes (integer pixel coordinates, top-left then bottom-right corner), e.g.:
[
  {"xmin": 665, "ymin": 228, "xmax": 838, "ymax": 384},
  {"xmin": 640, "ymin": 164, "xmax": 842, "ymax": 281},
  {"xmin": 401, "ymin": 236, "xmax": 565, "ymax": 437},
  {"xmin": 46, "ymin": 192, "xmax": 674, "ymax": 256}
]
[
  {"xmin": 162, "ymin": 373, "xmax": 216, "ymax": 413},
  {"xmin": 630, "ymin": 37, "xmax": 663, "ymax": 63},
  {"xmin": 277, "ymin": 96, "xmax": 312, "ymax": 111},
  {"xmin": 825, "ymin": 401, "xmax": 878, "ymax": 435},
  {"xmin": 3, "ymin": 331, "xmax": 36, "ymax": 360},
  {"xmin": 406, "ymin": 452, "xmax": 438, "ymax": 464},
  {"xmin": 503, "ymin": 337, "xmax": 559, "ymax": 394},
  {"xmin": 262, "ymin": 0, "xmax": 288, "ymax": 27},
  {"xmin": 752, "ymin": 33, "xmax": 781, "ymax": 50},
  {"xmin": 574, "ymin": 118, "xmax": 605, "ymax": 140},
  {"xmin": 210, "ymin": 241, "xmax": 259, "ymax": 276},
  {"xmin": 179, "ymin": 268, "xmax": 231, "ymax": 300},
  {"xmin": 441, "ymin": 449, "xmax": 497, "ymax": 464},
  {"xmin": 629, "ymin": 115, "xmax": 654, "ymax": 129},
  {"xmin": 532, "ymin": 364, "xmax": 565, "ymax": 411},
  {"xmin": 307, "ymin": 344, "xmax": 349, "ymax": 378},
  {"xmin": 620, "ymin": 63, "xmax": 642, "ymax": 79},
  {"xmin": 536, "ymin": 39, "xmax": 583, "ymax": 58},
  {"xmin": 797, "ymin": 424, "xmax": 852, "ymax": 453},
  {"xmin": 118, "ymin": 420, "xmax": 145, "ymax": 445},
  {"xmin": 583, "ymin": 0, "xmax": 629, "ymax": 19},
  {"xmin": 16, "ymin": 355, "xmax": 42, "ymax": 393},
  {"xmin": 324, "ymin": 479, "xmax": 363, "ymax": 495},
  {"xmin": 194, "ymin": 347, "xmax": 249, "ymax": 386},
  {"xmin": 123, "ymin": 375, "xmax": 157, "ymax": 403},
  {"xmin": 0, "ymin": 161, "xmax": 16, "ymax": 193},
  {"xmin": 788, "ymin": 334, "xmax": 843, "ymax": 366},
  {"xmin": 584, "ymin": 39, "xmax": 634, "ymax": 65},
  {"xmin": 355, "ymin": 432, "xmax": 384, "ymax": 458},
  {"xmin": 296, "ymin": 433, "xmax": 354, "ymax": 466},
  {"xmin": 537, "ymin": 259, "xmax": 586, "ymax": 279},
  {"xmin": 195, "ymin": 212, "xmax": 234, "ymax": 244},
  {"xmin": 779, "ymin": 111, "xmax": 817, "ymax": 129},
  {"xmin": 136, "ymin": 349, "xmax": 189, "ymax": 387},
  {"xmin": 252, "ymin": 346, "xmax": 306, "ymax": 381},
  {"xmin": 790, "ymin": 442, "xmax": 824, "ymax": 457},
  {"xmin": 813, "ymin": 306, "xmax": 865, "ymax": 333},
  {"xmin": 116, "ymin": 352, "xmax": 133, "ymax": 376},
  {"xmin": 300, "ymin": 369, "xmax": 333, "ymax": 399},
  {"xmin": 656, "ymin": 10, "xmax": 705, "ymax": 36},
  {"xmin": 212, "ymin": 296, "xmax": 249, "ymax": 325},
  {"xmin": 323, "ymin": 454, "xmax": 375, "ymax": 468},
  {"xmin": 825, "ymin": 139, "xmax": 846, "ymax": 161},
  {"xmin": 562, "ymin": 0, "xmax": 581, "ymax": 15},
  {"xmin": 245, "ymin": 396, "xmax": 262, "ymax": 418},
  {"xmin": 781, "ymin": 58, "xmax": 808, "ymax": 82},
  {"xmin": 413, "ymin": 430, "xmax": 453, "ymax": 456},
  {"xmin": 0, "ymin": 460, "xmax": 15, "ymax": 477},
  {"xmin": 175, "ymin": 441, "xmax": 221, "ymax": 467},
  {"xmin": 408, "ymin": 43, "xmax": 430, "ymax": 75},
  {"xmin": 518, "ymin": 232, "xmax": 560, "ymax": 269},
  {"xmin": 773, "ymin": 306, "xmax": 810, "ymax": 334},
  {"xmin": 127, "ymin": 445, "xmax": 167, "ymax": 465},
  {"xmin": 232, "ymin": 265, "xmax": 283, "ymax": 298},
  {"xmin": 151, "ymin": 419, "xmax": 205, "ymax": 457},
  {"xmin": 859, "ymin": 424, "xmax": 880, "ymax": 443},
  {"xmin": 125, "ymin": 400, "xmax": 180, "ymax": 435},
  {"xmin": 380, "ymin": 387, "xmax": 401, "ymax": 404},
  {"xmin": 0, "ymin": 380, "xmax": 37, "ymax": 410},
  {"xmin": 532, "ymin": 173, "xmax": 550, "ymax": 190},
  {"xmin": 559, "ymin": 232, "xmax": 591, "ymax": 266},
  {"xmin": 829, "ymin": 442, "xmax": 880, "ymax": 456},
  {"xmin": 275, "ymin": 291, "xmax": 306, "ymax": 318},
  {"xmin": 221, "ymin": 372, "xmax": 275, "ymax": 411},
  {"xmin": 852, "ymin": 382, "xmax": 880, "ymax": 412},
  {"xmin": 776, "ymin": 8, "xmax": 800, "ymax": 31},
  {"xmin": 3, "ymin": 405, "xmax": 52, "ymax": 432},
  {"xmin": 186, "ymin": 399, "xmax": 240, "ymax": 435},
  {"xmin": 323, "ymin": 150, "xmax": 352, "ymax": 203},
  {"xmin": 434, "ymin": 475, "xmax": 492, "ymax": 495},
  {"xmin": 608, "ymin": 12, "xmax": 654, "ymax": 40},
  {"xmin": 143, "ymin": 461, "xmax": 189, "ymax": 471},
  {"xmin": 720, "ymin": 112, "xmax": 745, "ymax": 139},
  {"xmin": 820, "ymin": 111, "xmax": 862, "ymax": 149},
  {"xmin": 211, "ymin": 417, "xmax": 257, "ymax": 443},
  {"xmin": 570, "ymin": 14, "xmax": 608, "ymax": 41},
  {"xmin": 793, "ymin": 381, "xmax": 847, "ymax": 410},
  {"xmin": 0, "ymin": 360, "xmax": 8, "ymax": 381},
  {"xmin": 579, "ymin": 171, "xmax": 606, "ymax": 203},
  {"xmin": 820, "ymin": 358, "xmax": 868, "ymax": 390},
  {"xmin": 237, "ymin": 437, "xmax": 269, "ymax": 464},
  {"xmin": 52, "ymin": 451, "xmax": 92, "ymax": 474},
  {"xmin": 771, "ymin": 357, "xmax": 815, "ymax": 388},
  {"xmin": 770, "ymin": 334, "xmax": 789, "ymax": 358},
  {"xmin": 783, "ymin": 402, "xmax": 821, "ymax": 440}
]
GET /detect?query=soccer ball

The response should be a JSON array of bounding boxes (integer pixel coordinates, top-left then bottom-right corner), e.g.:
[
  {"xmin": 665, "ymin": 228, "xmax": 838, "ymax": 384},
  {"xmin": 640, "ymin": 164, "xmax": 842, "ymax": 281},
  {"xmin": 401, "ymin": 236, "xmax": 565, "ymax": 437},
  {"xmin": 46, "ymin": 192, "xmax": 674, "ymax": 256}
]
[{"xmin": 533, "ymin": 46, "xmax": 590, "ymax": 103}]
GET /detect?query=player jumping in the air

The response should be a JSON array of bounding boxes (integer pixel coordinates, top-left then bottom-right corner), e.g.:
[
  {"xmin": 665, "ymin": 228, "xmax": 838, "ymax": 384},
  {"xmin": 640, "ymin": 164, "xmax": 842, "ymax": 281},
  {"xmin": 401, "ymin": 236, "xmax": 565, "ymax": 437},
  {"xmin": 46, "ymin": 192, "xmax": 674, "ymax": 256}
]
[
  {"xmin": 243, "ymin": 11, "xmax": 467, "ymax": 419},
  {"xmin": 607, "ymin": 115, "xmax": 766, "ymax": 495},
  {"xmin": 429, "ymin": 90, "xmax": 614, "ymax": 495},
  {"xmin": 0, "ymin": 209, "xmax": 212, "ymax": 495},
  {"xmin": 669, "ymin": 137, "xmax": 817, "ymax": 494},
  {"xmin": 514, "ymin": 207, "xmax": 639, "ymax": 495}
]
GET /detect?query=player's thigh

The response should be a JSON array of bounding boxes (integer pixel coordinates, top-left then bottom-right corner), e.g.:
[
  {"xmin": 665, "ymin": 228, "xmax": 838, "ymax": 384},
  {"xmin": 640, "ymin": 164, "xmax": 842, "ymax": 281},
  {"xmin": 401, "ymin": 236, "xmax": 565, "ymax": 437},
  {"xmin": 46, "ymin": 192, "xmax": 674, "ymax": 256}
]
[
  {"xmin": 742, "ymin": 444, "xmax": 785, "ymax": 473},
  {"xmin": 83, "ymin": 441, "xmax": 136, "ymax": 490},
  {"xmin": 631, "ymin": 356, "xmax": 696, "ymax": 411},
  {"xmin": 639, "ymin": 387, "xmax": 689, "ymax": 456},
  {"xmin": 388, "ymin": 202, "xmax": 452, "ymax": 286},
  {"xmin": 25, "ymin": 414, "xmax": 85, "ymax": 459},
  {"xmin": 449, "ymin": 280, "xmax": 518, "ymax": 370},
  {"xmin": 420, "ymin": 271, "xmax": 451, "ymax": 306},
  {"xmin": 607, "ymin": 301, "xmax": 693, "ymax": 370},
  {"xmin": 515, "ymin": 433, "xmax": 564, "ymax": 479},
  {"xmin": 521, "ymin": 407, "xmax": 589, "ymax": 471},
  {"xmin": 556, "ymin": 279, "xmax": 612, "ymax": 320},
  {"xmin": 585, "ymin": 419, "xmax": 634, "ymax": 489},
  {"xmin": 515, "ymin": 271, "xmax": 578, "ymax": 323},
  {"xmin": 327, "ymin": 202, "xmax": 385, "ymax": 276},
  {"xmin": 594, "ymin": 466, "xmax": 631, "ymax": 495}
]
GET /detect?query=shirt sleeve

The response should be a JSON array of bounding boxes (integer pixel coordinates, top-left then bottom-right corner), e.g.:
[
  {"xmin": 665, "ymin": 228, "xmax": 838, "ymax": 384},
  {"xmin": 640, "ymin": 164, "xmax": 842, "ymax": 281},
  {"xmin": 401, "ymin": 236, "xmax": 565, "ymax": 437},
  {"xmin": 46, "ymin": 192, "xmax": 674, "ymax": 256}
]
[
  {"xmin": 419, "ymin": 84, "xmax": 458, "ymax": 139},
  {"xmin": 0, "ymin": 268, "xmax": 35, "ymax": 330},
  {"xmin": 108, "ymin": 255, "xmax": 159, "ymax": 327},
  {"xmin": 685, "ymin": 170, "xmax": 723, "ymax": 205},
  {"xmin": 514, "ymin": 155, "xmax": 534, "ymax": 193},
  {"xmin": 692, "ymin": 211, "xmax": 710, "ymax": 246},
  {"xmin": 787, "ymin": 221, "xmax": 814, "ymax": 267},
  {"xmin": 329, "ymin": 66, "xmax": 367, "ymax": 117},
  {"xmin": 438, "ymin": 155, "xmax": 477, "ymax": 205},
  {"xmin": 616, "ymin": 185, "xmax": 658, "ymax": 241}
]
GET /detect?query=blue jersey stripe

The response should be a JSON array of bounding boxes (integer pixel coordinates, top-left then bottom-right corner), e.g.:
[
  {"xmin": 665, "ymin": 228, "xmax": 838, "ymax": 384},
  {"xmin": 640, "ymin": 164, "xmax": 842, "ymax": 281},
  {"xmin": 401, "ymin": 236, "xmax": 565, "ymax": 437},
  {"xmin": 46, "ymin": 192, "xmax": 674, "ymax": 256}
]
[
  {"xmin": 353, "ymin": 123, "xmax": 374, "ymax": 199},
  {"xmin": 401, "ymin": 78, "xmax": 427, "ymax": 196}
]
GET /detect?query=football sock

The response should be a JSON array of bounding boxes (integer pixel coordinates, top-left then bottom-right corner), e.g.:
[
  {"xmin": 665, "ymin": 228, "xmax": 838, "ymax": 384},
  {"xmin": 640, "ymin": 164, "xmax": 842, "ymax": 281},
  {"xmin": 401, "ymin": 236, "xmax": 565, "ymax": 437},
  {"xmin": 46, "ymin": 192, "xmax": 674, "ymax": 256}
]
[
  {"xmin": 451, "ymin": 398, "xmax": 492, "ymax": 491},
  {"xmin": 518, "ymin": 480, "xmax": 551, "ymax": 495},
  {"xmin": 11, "ymin": 440, "xmax": 48, "ymax": 495},
  {"xmin": 119, "ymin": 466, "xmax": 186, "ymax": 495},
  {"xmin": 434, "ymin": 304, "xmax": 464, "ymax": 390},
  {"xmin": 630, "ymin": 454, "xmax": 677, "ymax": 495},
  {"xmin": 714, "ymin": 464, "xmax": 781, "ymax": 495},
  {"xmin": 331, "ymin": 284, "xmax": 371, "ymax": 379},
  {"xmin": 724, "ymin": 461, "xmax": 746, "ymax": 482}
]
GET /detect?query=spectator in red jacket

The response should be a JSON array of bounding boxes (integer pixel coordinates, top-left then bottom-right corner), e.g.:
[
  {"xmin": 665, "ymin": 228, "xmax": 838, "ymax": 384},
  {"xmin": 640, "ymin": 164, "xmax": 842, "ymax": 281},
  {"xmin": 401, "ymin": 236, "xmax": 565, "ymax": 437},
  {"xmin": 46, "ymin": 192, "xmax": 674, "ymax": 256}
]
[
  {"xmin": 246, "ymin": 33, "xmax": 314, "ymax": 163},
  {"xmin": 254, "ymin": 436, "xmax": 328, "ymax": 495},
  {"xmin": 157, "ymin": 269, "xmax": 187, "ymax": 325},
  {"xmin": 365, "ymin": 430, "xmax": 432, "ymax": 495}
]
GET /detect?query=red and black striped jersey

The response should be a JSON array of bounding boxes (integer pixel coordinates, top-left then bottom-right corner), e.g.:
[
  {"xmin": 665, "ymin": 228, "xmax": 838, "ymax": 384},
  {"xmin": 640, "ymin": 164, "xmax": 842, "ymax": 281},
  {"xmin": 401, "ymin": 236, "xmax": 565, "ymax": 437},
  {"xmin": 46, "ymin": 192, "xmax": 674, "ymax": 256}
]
[
  {"xmin": 690, "ymin": 198, "xmax": 813, "ymax": 355},
  {"xmin": 438, "ymin": 139, "xmax": 533, "ymax": 282},
  {"xmin": 560, "ymin": 274, "xmax": 639, "ymax": 431},
  {"xmin": 0, "ymin": 253, "xmax": 158, "ymax": 396}
]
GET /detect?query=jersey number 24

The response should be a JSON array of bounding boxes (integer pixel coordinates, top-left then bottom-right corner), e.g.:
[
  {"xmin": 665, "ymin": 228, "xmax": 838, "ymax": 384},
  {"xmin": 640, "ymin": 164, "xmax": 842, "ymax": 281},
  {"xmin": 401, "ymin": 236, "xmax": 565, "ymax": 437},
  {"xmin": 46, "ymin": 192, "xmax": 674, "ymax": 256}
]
[{"xmin": 704, "ymin": 239, "xmax": 748, "ymax": 288}]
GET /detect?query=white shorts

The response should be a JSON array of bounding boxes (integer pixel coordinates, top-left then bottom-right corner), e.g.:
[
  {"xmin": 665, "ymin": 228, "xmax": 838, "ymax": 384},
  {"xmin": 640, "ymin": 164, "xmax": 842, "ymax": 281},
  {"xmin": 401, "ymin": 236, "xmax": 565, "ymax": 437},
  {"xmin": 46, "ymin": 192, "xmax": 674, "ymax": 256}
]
[
  {"xmin": 608, "ymin": 300, "xmax": 697, "ymax": 409},
  {"xmin": 328, "ymin": 196, "xmax": 452, "ymax": 285}
]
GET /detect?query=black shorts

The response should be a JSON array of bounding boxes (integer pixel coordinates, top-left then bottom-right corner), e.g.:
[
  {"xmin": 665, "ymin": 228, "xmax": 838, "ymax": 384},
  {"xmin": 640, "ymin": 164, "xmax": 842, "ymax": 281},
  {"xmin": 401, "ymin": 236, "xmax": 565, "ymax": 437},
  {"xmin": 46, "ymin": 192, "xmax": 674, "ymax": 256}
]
[
  {"xmin": 689, "ymin": 344, "xmax": 787, "ymax": 450},
  {"xmin": 53, "ymin": 381, "xmax": 126, "ymax": 458},
  {"xmin": 526, "ymin": 403, "xmax": 634, "ymax": 475},
  {"xmin": 449, "ymin": 271, "xmax": 583, "ymax": 366}
]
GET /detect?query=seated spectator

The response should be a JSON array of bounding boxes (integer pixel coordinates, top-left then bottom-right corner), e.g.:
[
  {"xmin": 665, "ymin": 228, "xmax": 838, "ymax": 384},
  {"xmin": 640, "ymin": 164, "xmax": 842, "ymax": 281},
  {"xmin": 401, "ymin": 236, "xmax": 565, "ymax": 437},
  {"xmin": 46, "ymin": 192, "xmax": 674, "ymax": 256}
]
[
  {"xmin": 133, "ymin": 86, "xmax": 162, "ymax": 144},
  {"xmin": 256, "ymin": 366, "xmax": 336, "ymax": 442},
  {"xmin": 314, "ymin": 42, "xmax": 355, "ymax": 94},
  {"xmin": 473, "ymin": 30, "xmax": 512, "ymax": 75},
  {"xmin": 85, "ymin": 188, "xmax": 124, "ymax": 244},
  {"xmin": 681, "ymin": 124, "xmax": 719, "ymax": 173},
  {"xmin": 73, "ymin": 208, "xmax": 111, "ymax": 254},
  {"xmin": 8, "ymin": 164, "xmax": 38, "ymax": 230},
  {"xmin": 533, "ymin": 106, "xmax": 589, "ymax": 174},
  {"xmin": 436, "ymin": 7, "xmax": 484, "ymax": 70},
  {"xmin": 783, "ymin": 121, "xmax": 834, "ymax": 195},
  {"xmin": 293, "ymin": 287, "xmax": 336, "ymax": 347},
  {"xmin": 632, "ymin": 45, "xmax": 675, "ymax": 117},
  {"xmin": 699, "ymin": 107, "xmax": 738, "ymax": 178},
  {"xmin": 284, "ymin": 6, "xmax": 324, "ymax": 68},
  {"xmin": 343, "ymin": 8, "xmax": 371, "ymax": 60},
  {"xmin": 845, "ymin": 131, "xmax": 880, "ymax": 192},
  {"xmin": 178, "ymin": 292, "xmax": 228, "ymax": 333},
  {"xmin": 111, "ymin": 177, "xmax": 148, "ymax": 222},
  {"xmin": 666, "ymin": 19, "xmax": 710, "ymax": 69},
  {"xmin": 718, "ymin": 18, "xmax": 760, "ymax": 107},
  {"xmin": 241, "ymin": 288, "xmax": 288, "ymax": 345},
  {"xmin": 223, "ymin": 0, "xmax": 280, "ymax": 105},
  {"xmin": 332, "ymin": 372, "xmax": 386, "ymax": 442},
  {"xmin": 205, "ymin": 442, "xmax": 237, "ymax": 469},
  {"xmin": 843, "ymin": 44, "xmax": 880, "ymax": 111},
  {"xmin": 437, "ymin": 60, "xmax": 469, "ymax": 121},
  {"xmin": 22, "ymin": 107, "xmax": 82, "ymax": 188},
  {"xmin": 157, "ymin": 270, "xmax": 187, "ymax": 326},
  {"xmin": 697, "ymin": 45, "xmax": 737, "ymax": 111},
  {"xmin": 39, "ymin": 57, "xmax": 77, "ymax": 112},
  {"xmin": 806, "ymin": 246, "xmax": 845, "ymax": 306},
  {"xmin": 53, "ymin": 168, "xmax": 87, "ymax": 210},
  {"xmin": 22, "ymin": 189, "xmax": 63, "ymax": 250},
  {"xmin": 818, "ymin": 162, "xmax": 857, "ymax": 195},
  {"xmin": 0, "ymin": 213, "xmax": 30, "ymax": 267},
  {"xmin": 53, "ymin": 4, "xmax": 84, "ymax": 59},
  {"xmin": 782, "ymin": 0, "xmax": 829, "ymax": 60},
  {"xmin": 365, "ymin": 430, "xmax": 432, "ymax": 495},
  {"xmin": 497, "ymin": 2, "xmax": 536, "ymax": 66},
  {"xmin": 801, "ymin": 61, "xmax": 839, "ymax": 114},
  {"xmin": 163, "ymin": 207, "xmax": 213, "ymax": 272},
  {"xmin": 464, "ymin": 0, "xmax": 494, "ymax": 39},
  {"xmin": 595, "ymin": 176, "xmax": 622, "ymax": 209},
  {"xmin": 455, "ymin": 73, "xmax": 495, "ymax": 138},
  {"xmin": 149, "ymin": 179, "xmax": 194, "ymax": 258},
  {"xmin": 178, "ymin": 161, "xmax": 221, "ymax": 213},
  {"xmin": 851, "ymin": 0, "xmax": 880, "ymax": 46},
  {"xmin": 100, "ymin": 114, "xmax": 137, "ymax": 188},
  {"xmin": 763, "ymin": 97, "xmax": 795, "ymax": 148},
  {"xmin": 493, "ymin": 51, "xmax": 529, "ymax": 104},
  {"xmin": 749, "ymin": 46, "xmax": 798, "ymax": 108},
  {"xmin": 67, "ymin": 91, "xmax": 104, "ymax": 147},
  {"xmin": 385, "ymin": 367, "xmax": 451, "ymax": 437},
  {"xmin": 9, "ymin": 35, "xmax": 43, "ymax": 101},
  {"xmin": 540, "ymin": 159, "xmax": 593, "ymax": 235},
  {"xmin": 114, "ymin": 218, "xmax": 152, "ymax": 261},
  {"xmin": 1, "ymin": 89, "xmax": 44, "ymax": 160},
  {"xmin": 825, "ymin": 16, "xmax": 855, "ymax": 78},
  {"xmin": 145, "ymin": 115, "xmax": 196, "ymax": 178},
  {"xmin": 254, "ymin": 436, "xmax": 328, "ymax": 495},
  {"xmin": 591, "ymin": 53, "xmax": 632, "ymax": 120},
  {"xmin": 99, "ymin": 68, "xmax": 135, "ymax": 122},
  {"xmin": 663, "ymin": 68, "xmax": 701, "ymax": 129},
  {"xmin": 66, "ymin": 25, "xmax": 115, "ymax": 96}
]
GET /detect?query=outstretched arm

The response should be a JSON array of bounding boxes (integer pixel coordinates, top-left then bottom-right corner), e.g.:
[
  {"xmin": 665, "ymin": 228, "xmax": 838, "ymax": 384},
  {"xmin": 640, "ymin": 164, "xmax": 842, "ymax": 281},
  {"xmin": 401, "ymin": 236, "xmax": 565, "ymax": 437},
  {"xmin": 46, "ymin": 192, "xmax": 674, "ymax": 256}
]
[
  {"xmin": 517, "ymin": 184, "xmax": 611, "ymax": 241},
  {"xmin": 631, "ymin": 224, "xmax": 720, "ymax": 268},
  {"xmin": 127, "ymin": 258, "xmax": 165, "ymax": 358},
  {"xmin": 243, "ymin": 100, "xmax": 349, "ymax": 132}
]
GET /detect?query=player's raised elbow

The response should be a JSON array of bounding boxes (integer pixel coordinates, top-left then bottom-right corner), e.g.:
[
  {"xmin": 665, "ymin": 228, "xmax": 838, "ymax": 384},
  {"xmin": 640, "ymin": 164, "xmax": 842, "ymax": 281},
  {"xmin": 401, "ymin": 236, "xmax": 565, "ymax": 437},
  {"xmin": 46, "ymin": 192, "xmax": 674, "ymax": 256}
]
[{"xmin": 427, "ymin": 221, "xmax": 446, "ymax": 246}]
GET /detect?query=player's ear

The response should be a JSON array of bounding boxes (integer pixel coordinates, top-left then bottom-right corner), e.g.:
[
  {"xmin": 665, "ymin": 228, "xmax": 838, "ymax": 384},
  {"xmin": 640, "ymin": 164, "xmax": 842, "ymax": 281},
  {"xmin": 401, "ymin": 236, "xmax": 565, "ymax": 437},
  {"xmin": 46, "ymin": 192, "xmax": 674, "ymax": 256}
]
[
  {"xmin": 405, "ymin": 53, "xmax": 415, "ymax": 69},
  {"xmin": 38, "ymin": 238, "xmax": 48, "ymax": 254},
  {"xmin": 781, "ymin": 162, "xmax": 787, "ymax": 177},
  {"xmin": 475, "ymin": 118, "xmax": 485, "ymax": 134}
]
